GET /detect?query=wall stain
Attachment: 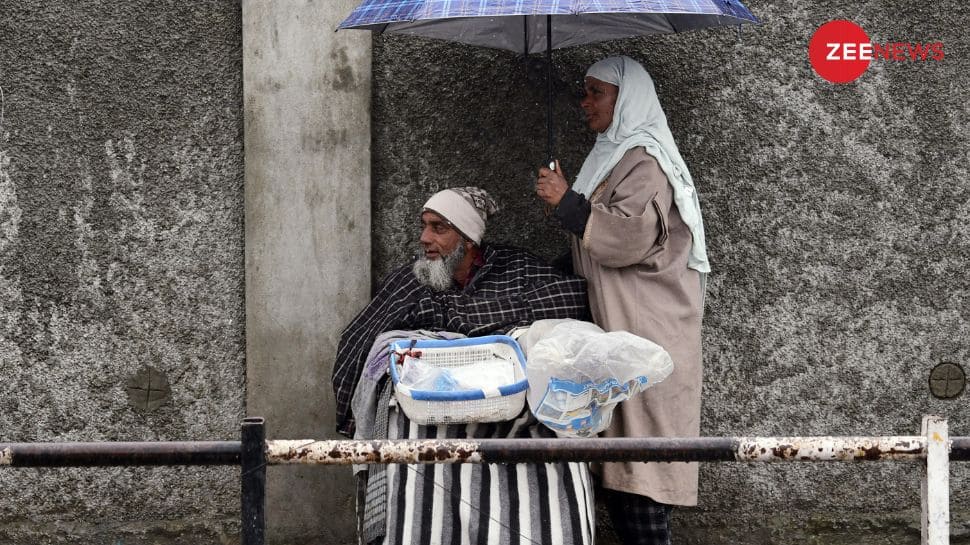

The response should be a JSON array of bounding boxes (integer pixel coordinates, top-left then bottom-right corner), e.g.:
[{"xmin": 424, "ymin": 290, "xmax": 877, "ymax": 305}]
[
  {"xmin": 330, "ymin": 47, "xmax": 356, "ymax": 92},
  {"xmin": 301, "ymin": 128, "xmax": 348, "ymax": 151}
]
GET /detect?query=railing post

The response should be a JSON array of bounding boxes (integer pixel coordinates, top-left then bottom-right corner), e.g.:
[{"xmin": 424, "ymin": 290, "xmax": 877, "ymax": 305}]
[
  {"xmin": 921, "ymin": 415, "xmax": 949, "ymax": 545},
  {"xmin": 241, "ymin": 417, "xmax": 266, "ymax": 545}
]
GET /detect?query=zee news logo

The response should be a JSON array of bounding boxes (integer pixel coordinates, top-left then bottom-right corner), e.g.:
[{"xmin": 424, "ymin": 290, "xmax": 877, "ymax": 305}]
[{"xmin": 809, "ymin": 20, "xmax": 945, "ymax": 83}]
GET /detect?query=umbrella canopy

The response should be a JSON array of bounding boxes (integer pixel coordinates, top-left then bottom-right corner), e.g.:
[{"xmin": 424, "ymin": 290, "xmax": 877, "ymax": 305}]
[
  {"xmin": 338, "ymin": 0, "xmax": 758, "ymax": 54},
  {"xmin": 339, "ymin": 0, "xmax": 759, "ymax": 162}
]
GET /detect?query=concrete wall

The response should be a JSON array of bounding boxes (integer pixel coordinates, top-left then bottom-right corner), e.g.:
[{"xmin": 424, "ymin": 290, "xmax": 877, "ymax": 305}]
[
  {"xmin": 0, "ymin": 1, "xmax": 245, "ymax": 543},
  {"xmin": 0, "ymin": 1, "xmax": 373, "ymax": 543},
  {"xmin": 370, "ymin": 2, "xmax": 970, "ymax": 544},
  {"xmin": 243, "ymin": 0, "xmax": 370, "ymax": 544}
]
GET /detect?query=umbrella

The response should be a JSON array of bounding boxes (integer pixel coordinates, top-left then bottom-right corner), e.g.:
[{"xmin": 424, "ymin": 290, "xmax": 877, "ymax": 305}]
[{"xmin": 338, "ymin": 0, "xmax": 759, "ymax": 163}]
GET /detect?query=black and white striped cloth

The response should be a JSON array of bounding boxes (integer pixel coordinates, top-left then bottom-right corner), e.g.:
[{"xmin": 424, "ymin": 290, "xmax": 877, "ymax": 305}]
[
  {"xmin": 332, "ymin": 243, "xmax": 591, "ymax": 437},
  {"xmin": 381, "ymin": 406, "xmax": 595, "ymax": 545}
]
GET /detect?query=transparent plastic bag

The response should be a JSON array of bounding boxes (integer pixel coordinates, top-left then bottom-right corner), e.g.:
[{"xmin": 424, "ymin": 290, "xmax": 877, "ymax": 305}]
[
  {"xmin": 398, "ymin": 355, "xmax": 458, "ymax": 391},
  {"xmin": 398, "ymin": 355, "xmax": 516, "ymax": 392},
  {"xmin": 524, "ymin": 320, "xmax": 674, "ymax": 437}
]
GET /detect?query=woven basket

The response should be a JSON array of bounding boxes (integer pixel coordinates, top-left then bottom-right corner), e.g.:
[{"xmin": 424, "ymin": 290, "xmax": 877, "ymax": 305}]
[{"xmin": 389, "ymin": 335, "xmax": 527, "ymax": 425}]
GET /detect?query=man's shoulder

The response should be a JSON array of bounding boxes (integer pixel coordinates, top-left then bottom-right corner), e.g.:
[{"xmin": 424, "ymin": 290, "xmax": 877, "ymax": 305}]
[
  {"xmin": 482, "ymin": 243, "xmax": 544, "ymax": 264},
  {"xmin": 374, "ymin": 262, "xmax": 422, "ymax": 293},
  {"xmin": 387, "ymin": 261, "xmax": 417, "ymax": 277},
  {"xmin": 481, "ymin": 243, "xmax": 561, "ymax": 275}
]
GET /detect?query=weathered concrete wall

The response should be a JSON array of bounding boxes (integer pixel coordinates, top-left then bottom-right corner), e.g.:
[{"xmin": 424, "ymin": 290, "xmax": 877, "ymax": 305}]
[
  {"xmin": 370, "ymin": 2, "xmax": 970, "ymax": 544},
  {"xmin": 243, "ymin": 0, "xmax": 370, "ymax": 543},
  {"xmin": 0, "ymin": 1, "xmax": 245, "ymax": 543}
]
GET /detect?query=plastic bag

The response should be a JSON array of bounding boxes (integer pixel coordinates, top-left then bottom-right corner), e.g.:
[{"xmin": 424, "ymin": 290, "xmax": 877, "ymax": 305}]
[
  {"xmin": 398, "ymin": 355, "xmax": 515, "ymax": 392},
  {"xmin": 397, "ymin": 356, "xmax": 459, "ymax": 391},
  {"xmin": 524, "ymin": 320, "xmax": 674, "ymax": 437}
]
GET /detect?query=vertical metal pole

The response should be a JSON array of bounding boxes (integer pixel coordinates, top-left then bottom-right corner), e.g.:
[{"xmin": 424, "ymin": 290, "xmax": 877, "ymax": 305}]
[
  {"xmin": 921, "ymin": 415, "xmax": 949, "ymax": 545},
  {"xmin": 546, "ymin": 14, "xmax": 554, "ymax": 164},
  {"xmin": 241, "ymin": 417, "xmax": 266, "ymax": 545},
  {"xmin": 523, "ymin": 16, "xmax": 528, "ymax": 57}
]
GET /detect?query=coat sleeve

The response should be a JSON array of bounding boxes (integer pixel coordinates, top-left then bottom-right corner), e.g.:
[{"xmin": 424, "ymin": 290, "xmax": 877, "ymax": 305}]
[
  {"xmin": 331, "ymin": 266, "xmax": 426, "ymax": 436},
  {"xmin": 582, "ymin": 151, "xmax": 672, "ymax": 269}
]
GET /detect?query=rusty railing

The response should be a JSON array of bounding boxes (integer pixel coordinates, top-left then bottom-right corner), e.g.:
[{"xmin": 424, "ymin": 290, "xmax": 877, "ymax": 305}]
[{"xmin": 2, "ymin": 415, "xmax": 967, "ymax": 545}]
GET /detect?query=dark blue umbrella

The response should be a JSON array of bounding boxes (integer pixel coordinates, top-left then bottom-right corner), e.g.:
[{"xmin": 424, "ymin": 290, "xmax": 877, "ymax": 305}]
[{"xmin": 339, "ymin": 0, "xmax": 759, "ymax": 162}]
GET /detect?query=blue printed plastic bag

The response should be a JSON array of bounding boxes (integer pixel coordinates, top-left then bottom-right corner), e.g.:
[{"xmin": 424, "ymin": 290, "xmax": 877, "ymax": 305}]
[{"xmin": 521, "ymin": 320, "xmax": 674, "ymax": 438}]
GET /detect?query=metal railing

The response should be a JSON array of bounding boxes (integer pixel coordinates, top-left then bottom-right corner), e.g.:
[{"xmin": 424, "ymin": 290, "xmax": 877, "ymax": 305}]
[{"xmin": 2, "ymin": 415, "xmax": 967, "ymax": 545}]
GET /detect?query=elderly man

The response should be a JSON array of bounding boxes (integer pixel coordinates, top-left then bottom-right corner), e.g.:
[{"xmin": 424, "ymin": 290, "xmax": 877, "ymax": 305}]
[{"xmin": 332, "ymin": 187, "xmax": 594, "ymax": 545}]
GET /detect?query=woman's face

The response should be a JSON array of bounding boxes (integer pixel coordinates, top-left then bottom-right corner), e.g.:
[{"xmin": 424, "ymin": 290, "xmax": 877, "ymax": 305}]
[{"xmin": 580, "ymin": 76, "xmax": 619, "ymax": 133}]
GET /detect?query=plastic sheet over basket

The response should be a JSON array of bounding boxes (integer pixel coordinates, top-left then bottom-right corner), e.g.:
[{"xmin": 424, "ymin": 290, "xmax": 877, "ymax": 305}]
[
  {"xmin": 389, "ymin": 335, "xmax": 528, "ymax": 425},
  {"xmin": 522, "ymin": 320, "xmax": 674, "ymax": 438}
]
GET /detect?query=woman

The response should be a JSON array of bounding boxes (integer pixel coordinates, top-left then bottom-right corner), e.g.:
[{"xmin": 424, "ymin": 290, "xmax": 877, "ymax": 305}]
[{"xmin": 535, "ymin": 56, "xmax": 710, "ymax": 545}]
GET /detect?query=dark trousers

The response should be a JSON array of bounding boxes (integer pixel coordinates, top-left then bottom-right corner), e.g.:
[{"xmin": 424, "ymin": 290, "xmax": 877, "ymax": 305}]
[{"xmin": 602, "ymin": 488, "xmax": 674, "ymax": 545}]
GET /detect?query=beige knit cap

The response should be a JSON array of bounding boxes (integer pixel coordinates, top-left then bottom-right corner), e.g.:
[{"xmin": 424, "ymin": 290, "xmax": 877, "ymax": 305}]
[{"xmin": 422, "ymin": 187, "xmax": 499, "ymax": 245}]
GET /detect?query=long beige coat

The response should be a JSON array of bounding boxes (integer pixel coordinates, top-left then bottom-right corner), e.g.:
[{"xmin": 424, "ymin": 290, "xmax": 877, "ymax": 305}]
[{"xmin": 571, "ymin": 146, "xmax": 704, "ymax": 506}]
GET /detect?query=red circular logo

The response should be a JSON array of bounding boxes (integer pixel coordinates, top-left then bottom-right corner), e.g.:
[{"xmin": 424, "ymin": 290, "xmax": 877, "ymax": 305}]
[{"xmin": 809, "ymin": 20, "xmax": 872, "ymax": 83}]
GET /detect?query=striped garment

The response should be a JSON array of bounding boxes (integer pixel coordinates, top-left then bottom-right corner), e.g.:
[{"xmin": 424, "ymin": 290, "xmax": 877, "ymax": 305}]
[
  {"xmin": 382, "ymin": 405, "xmax": 595, "ymax": 545},
  {"xmin": 332, "ymin": 243, "xmax": 591, "ymax": 437}
]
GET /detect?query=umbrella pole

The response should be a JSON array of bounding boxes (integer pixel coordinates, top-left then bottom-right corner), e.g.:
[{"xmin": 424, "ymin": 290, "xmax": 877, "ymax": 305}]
[{"xmin": 546, "ymin": 14, "xmax": 554, "ymax": 166}]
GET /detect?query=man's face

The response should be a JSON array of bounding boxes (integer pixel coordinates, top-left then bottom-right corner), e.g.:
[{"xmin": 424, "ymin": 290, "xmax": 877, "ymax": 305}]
[{"xmin": 419, "ymin": 211, "xmax": 464, "ymax": 259}]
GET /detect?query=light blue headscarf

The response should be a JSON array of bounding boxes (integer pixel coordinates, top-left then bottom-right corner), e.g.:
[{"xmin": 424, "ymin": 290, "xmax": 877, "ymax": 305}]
[{"xmin": 573, "ymin": 56, "xmax": 710, "ymax": 275}]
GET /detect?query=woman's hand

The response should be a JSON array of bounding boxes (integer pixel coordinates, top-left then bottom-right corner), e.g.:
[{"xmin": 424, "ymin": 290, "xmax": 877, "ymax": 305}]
[{"xmin": 536, "ymin": 160, "xmax": 569, "ymax": 208}]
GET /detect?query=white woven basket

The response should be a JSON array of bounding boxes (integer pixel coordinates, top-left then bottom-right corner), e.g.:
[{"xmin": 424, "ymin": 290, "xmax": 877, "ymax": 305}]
[{"xmin": 389, "ymin": 335, "xmax": 528, "ymax": 425}]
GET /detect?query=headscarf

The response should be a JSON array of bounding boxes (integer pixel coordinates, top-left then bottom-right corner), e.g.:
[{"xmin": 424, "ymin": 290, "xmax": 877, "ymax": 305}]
[
  {"xmin": 422, "ymin": 186, "xmax": 499, "ymax": 245},
  {"xmin": 573, "ymin": 56, "xmax": 710, "ymax": 274}
]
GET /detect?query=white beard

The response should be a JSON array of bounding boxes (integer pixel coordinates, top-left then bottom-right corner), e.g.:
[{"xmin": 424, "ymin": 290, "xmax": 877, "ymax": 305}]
[{"xmin": 412, "ymin": 244, "xmax": 466, "ymax": 292}]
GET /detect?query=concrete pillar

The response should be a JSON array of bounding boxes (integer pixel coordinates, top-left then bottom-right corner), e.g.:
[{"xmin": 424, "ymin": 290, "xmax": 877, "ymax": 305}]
[{"xmin": 243, "ymin": 1, "xmax": 370, "ymax": 543}]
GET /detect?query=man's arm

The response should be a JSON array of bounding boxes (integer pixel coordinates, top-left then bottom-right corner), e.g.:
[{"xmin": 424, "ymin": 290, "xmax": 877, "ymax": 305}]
[{"xmin": 331, "ymin": 265, "xmax": 427, "ymax": 436}]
